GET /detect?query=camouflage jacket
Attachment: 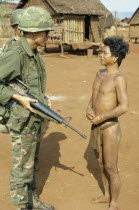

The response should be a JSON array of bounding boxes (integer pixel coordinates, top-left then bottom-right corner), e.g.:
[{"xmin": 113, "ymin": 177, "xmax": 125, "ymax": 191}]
[{"xmin": 0, "ymin": 36, "xmax": 47, "ymax": 131}]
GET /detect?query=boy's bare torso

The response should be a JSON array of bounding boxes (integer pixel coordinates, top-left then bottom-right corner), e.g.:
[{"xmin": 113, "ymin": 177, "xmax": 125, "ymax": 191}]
[{"xmin": 92, "ymin": 69, "xmax": 124, "ymax": 117}]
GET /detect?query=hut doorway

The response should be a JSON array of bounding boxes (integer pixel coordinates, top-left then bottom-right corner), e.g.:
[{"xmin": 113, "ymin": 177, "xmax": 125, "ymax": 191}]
[{"xmin": 85, "ymin": 16, "xmax": 90, "ymax": 40}]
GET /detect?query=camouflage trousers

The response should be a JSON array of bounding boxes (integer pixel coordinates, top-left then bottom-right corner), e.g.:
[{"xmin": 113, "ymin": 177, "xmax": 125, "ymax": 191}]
[
  {"xmin": 0, "ymin": 123, "xmax": 41, "ymax": 207},
  {"xmin": 0, "ymin": 119, "xmax": 49, "ymax": 207}
]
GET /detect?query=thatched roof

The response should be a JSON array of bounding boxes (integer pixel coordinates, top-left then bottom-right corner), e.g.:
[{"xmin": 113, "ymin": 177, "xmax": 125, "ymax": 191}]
[
  {"xmin": 99, "ymin": 13, "xmax": 114, "ymax": 29},
  {"xmin": 129, "ymin": 7, "xmax": 139, "ymax": 25},
  {"xmin": 17, "ymin": 0, "xmax": 110, "ymax": 16}
]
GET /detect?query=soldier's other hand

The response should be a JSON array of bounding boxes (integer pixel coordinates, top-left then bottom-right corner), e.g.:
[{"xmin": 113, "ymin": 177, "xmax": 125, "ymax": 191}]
[
  {"xmin": 47, "ymin": 98, "xmax": 51, "ymax": 108},
  {"xmin": 44, "ymin": 96, "xmax": 51, "ymax": 108}
]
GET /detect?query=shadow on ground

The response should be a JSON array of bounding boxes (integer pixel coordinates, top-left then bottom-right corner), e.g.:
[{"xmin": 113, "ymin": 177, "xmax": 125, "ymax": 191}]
[
  {"xmin": 36, "ymin": 132, "xmax": 72, "ymax": 195},
  {"xmin": 84, "ymin": 144, "xmax": 105, "ymax": 194}
]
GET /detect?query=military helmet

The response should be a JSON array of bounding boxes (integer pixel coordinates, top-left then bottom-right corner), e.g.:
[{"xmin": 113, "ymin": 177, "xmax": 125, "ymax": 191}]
[
  {"xmin": 18, "ymin": 6, "xmax": 54, "ymax": 32},
  {"xmin": 10, "ymin": 9, "xmax": 24, "ymax": 26}
]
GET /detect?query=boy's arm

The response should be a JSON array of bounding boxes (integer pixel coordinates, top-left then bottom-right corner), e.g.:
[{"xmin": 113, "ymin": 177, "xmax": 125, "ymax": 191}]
[
  {"xmin": 92, "ymin": 75, "xmax": 128, "ymax": 125},
  {"xmin": 86, "ymin": 94, "xmax": 95, "ymax": 121},
  {"xmin": 86, "ymin": 74, "xmax": 99, "ymax": 121},
  {"xmin": 86, "ymin": 70, "xmax": 102, "ymax": 121}
]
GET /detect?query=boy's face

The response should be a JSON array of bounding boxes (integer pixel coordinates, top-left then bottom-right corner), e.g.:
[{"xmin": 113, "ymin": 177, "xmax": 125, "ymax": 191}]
[{"xmin": 99, "ymin": 45, "xmax": 117, "ymax": 66}]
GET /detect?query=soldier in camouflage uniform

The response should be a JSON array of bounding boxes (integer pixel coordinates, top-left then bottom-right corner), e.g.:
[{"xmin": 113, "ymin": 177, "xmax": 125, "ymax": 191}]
[
  {"xmin": 0, "ymin": 8, "xmax": 50, "ymax": 172},
  {"xmin": 0, "ymin": 9, "xmax": 24, "ymax": 56},
  {"xmin": 0, "ymin": 6, "xmax": 55, "ymax": 210}
]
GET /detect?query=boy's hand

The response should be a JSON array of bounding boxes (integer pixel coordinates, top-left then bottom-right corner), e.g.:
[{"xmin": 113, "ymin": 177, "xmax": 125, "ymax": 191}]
[
  {"xmin": 86, "ymin": 106, "xmax": 95, "ymax": 121},
  {"xmin": 91, "ymin": 115, "xmax": 104, "ymax": 125}
]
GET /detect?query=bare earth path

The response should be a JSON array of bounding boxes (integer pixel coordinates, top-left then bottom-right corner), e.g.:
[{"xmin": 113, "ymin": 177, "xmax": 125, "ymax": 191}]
[{"xmin": 0, "ymin": 43, "xmax": 139, "ymax": 210}]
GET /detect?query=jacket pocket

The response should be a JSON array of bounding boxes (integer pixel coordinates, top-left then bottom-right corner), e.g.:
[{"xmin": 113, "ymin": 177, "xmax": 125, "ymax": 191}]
[{"xmin": 7, "ymin": 104, "xmax": 30, "ymax": 132}]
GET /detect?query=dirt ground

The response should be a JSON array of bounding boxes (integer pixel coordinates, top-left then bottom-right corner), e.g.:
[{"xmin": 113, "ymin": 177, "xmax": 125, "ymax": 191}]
[{"xmin": 0, "ymin": 39, "xmax": 139, "ymax": 210}]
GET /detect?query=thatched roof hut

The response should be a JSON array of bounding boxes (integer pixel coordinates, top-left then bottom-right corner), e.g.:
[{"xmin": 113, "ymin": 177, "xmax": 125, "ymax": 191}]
[
  {"xmin": 17, "ymin": 0, "xmax": 109, "ymax": 15},
  {"xmin": 129, "ymin": 7, "xmax": 139, "ymax": 42},
  {"xmin": 129, "ymin": 7, "xmax": 139, "ymax": 25},
  {"xmin": 16, "ymin": 0, "xmax": 113, "ymax": 44}
]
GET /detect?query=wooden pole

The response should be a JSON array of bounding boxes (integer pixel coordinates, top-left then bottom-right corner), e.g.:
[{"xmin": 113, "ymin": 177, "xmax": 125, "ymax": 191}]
[
  {"xmin": 87, "ymin": 49, "xmax": 93, "ymax": 58},
  {"xmin": 115, "ymin": 11, "xmax": 118, "ymax": 36},
  {"xmin": 61, "ymin": 43, "xmax": 64, "ymax": 55}
]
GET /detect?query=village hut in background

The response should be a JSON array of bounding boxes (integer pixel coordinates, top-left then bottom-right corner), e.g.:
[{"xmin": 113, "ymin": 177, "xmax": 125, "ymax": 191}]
[
  {"xmin": 129, "ymin": 7, "xmax": 139, "ymax": 43},
  {"xmin": 0, "ymin": 2, "xmax": 17, "ymax": 38},
  {"xmin": 16, "ymin": 0, "xmax": 114, "ymax": 52}
]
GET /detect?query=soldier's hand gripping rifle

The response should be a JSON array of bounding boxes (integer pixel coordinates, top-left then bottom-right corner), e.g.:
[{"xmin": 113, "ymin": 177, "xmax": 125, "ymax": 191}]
[{"xmin": 7, "ymin": 79, "xmax": 87, "ymax": 139}]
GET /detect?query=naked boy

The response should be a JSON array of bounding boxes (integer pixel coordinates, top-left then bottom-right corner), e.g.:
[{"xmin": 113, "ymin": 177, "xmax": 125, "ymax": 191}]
[{"xmin": 86, "ymin": 36, "xmax": 129, "ymax": 210}]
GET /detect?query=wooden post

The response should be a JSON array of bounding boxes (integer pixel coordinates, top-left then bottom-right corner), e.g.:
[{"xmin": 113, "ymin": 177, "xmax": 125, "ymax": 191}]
[
  {"xmin": 87, "ymin": 49, "xmax": 93, "ymax": 58},
  {"xmin": 60, "ymin": 43, "xmax": 64, "ymax": 55},
  {"xmin": 115, "ymin": 11, "xmax": 118, "ymax": 36}
]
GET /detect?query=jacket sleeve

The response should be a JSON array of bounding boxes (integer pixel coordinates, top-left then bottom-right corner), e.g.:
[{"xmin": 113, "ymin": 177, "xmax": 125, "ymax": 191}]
[{"xmin": 0, "ymin": 49, "xmax": 21, "ymax": 105}]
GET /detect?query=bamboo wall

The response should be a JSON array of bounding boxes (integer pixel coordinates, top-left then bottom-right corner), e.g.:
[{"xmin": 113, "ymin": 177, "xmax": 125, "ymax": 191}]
[
  {"xmin": 129, "ymin": 25, "xmax": 139, "ymax": 38},
  {"xmin": 63, "ymin": 16, "xmax": 85, "ymax": 43}
]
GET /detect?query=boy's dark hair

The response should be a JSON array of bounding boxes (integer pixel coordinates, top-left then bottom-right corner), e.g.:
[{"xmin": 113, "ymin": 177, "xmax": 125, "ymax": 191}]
[{"xmin": 103, "ymin": 36, "xmax": 129, "ymax": 66}]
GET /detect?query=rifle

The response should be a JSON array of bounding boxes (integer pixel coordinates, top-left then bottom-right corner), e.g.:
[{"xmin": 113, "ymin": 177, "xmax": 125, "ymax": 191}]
[{"xmin": 7, "ymin": 79, "xmax": 87, "ymax": 139}]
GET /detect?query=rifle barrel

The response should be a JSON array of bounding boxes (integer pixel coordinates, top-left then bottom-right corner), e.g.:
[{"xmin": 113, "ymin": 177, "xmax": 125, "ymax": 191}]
[{"xmin": 63, "ymin": 122, "xmax": 87, "ymax": 139}]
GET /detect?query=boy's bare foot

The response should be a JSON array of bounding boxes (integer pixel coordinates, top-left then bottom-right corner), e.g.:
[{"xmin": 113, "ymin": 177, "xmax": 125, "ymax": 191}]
[{"xmin": 91, "ymin": 196, "xmax": 110, "ymax": 203}]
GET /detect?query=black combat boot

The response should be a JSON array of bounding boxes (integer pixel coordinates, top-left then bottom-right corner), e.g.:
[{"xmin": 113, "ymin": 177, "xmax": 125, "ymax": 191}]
[{"xmin": 29, "ymin": 191, "xmax": 54, "ymax": 210}]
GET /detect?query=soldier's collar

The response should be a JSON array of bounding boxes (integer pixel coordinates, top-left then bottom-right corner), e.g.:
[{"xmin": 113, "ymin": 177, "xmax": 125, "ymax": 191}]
[{"xmin": 20, "ymin": 37, "xmax": 34, "ymax": 57}]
